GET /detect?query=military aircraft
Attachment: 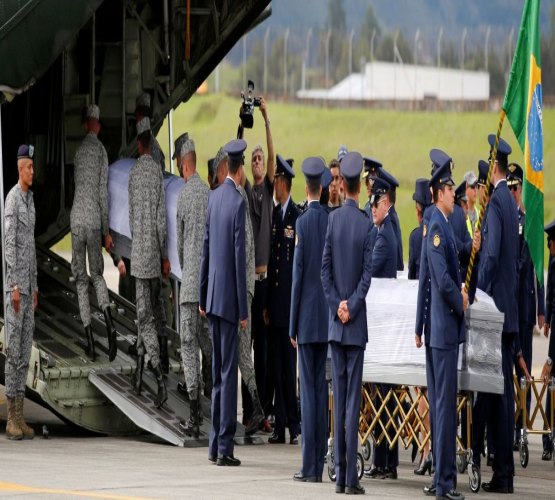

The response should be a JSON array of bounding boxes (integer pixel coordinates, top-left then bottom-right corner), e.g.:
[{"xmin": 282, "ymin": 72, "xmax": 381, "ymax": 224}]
[{"xmin": 0, "ymin": 0, "xmax": 270, "ymax": 445}]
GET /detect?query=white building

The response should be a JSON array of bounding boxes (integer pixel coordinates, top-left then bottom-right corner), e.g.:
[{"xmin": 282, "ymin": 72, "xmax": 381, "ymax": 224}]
[{"xmin": 297, "ymin": 61, "xmax": 490, "ymax": 102}]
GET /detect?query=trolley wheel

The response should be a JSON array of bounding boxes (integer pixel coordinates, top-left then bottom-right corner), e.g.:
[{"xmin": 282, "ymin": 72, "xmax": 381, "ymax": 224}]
[
  {"xmin": 468, "ymin": 463, "xmax": 481, "ymax": 493},
  {"xmin": 328, "ymin": 452, "xmax": 337, "ymax": 482},
  {"xmin": 457, "ymin": 454, "xmax": 467, "ymax": 474},
  {"xmin": 519, "ymin": 442, "xmax": 529, "ymax": 468},
  {"xmin": 356, "ymin": 452, "xmax": 364, "ymax": 480},
  {"xmin": 362, "ymin": 440, "xmax": 371, "ymax": 461}
]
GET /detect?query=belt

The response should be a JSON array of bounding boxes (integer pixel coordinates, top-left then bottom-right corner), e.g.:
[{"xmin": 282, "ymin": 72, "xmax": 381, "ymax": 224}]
[{"xmin": 255, "ymin": 271, "xmax": 267, "ymax": 281}]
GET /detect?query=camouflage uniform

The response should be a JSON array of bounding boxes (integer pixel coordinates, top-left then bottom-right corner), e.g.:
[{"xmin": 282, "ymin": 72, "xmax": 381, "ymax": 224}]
[
  {"xmin": 129, "ymin": 153, "xmax": 167, "ymax": 368},
  {"xmin": 4, "ymin": 183, "xmax": 37, "ymax": 399},
  {"xmin": 70, "ymin": 132, "xmax": 110, "ymax": 326},
  {"xmin": 177, "ymin": 172, "xmax": 211, "ymax": 400},
  {"xmin": 237, "ymin": 185, "xmax": 257, "ymax": 396}
]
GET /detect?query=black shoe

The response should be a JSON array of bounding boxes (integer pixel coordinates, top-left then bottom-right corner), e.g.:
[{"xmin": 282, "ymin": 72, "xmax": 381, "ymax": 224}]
[
  {"xmin": 345, "ymin": 483, "xmax": 365, "ymax": 495},
  {"xmin": 414, "ymin": 452, "xmax": 433, "ymax": 475},
  {"xmin": 290, "ymin": 434, "xmax": 299, "ymax": 445},
  {"xmin": 381, "ymin": 468, "xmax": 397, "ymax": 480},
  {"xmin": 177, "ymin": 381, "xmax": 189, "ymax": 400},
  {"xmin": 131, "ymin": 353, "xmax": 144, "ymax": 395},
  {"xmin": 103, "ymin": 307, "xmax": 118, "ymax": 362},
  {"xmin": 423, "ymin": 483, "xmax": 436, "ymax": 496},
  {"xmin": 363, "ymin": 466, "xmax": 383, "ymax": 479},
  {"xmin": 128, "ymin": 339, "xmax": 138, "ymax": 356},
  {"xmin": 336, "ymin": 484, "xmax": 345, "ymax": 494},
  {"xmin": 208, "ymin": 454, "xmax": 216, "ymax": 464},
  {"xmin": 542, "ymin": 449, "xmax": 552, "ymax": 461},
  {"xmin": 179, "ymin": 399, "xmax": 200, "ymax": 438},
  {"xmin": 158, "ymin": 335, "xmax": 169, "ymax": 374},
  {"xmin": 481, "ymin": 481, "xmax": 509, "ymax": 493},
  {"xmin": 293, "ymin": 472, "xmax": 317, "ymax": 482},
  {"xmin": 217, "ymin": 455, "xmax": 241, "ymax": 466},
  {"xmin": 152, "ymin": 364, "xmax": 168, "ymax": 408},
  {"xmin": 268, "ymin": 433, "xmax": 285, "ymax": 444},
  {"xmin": 437, "ymin": 489, "xmax": 464, "ymax": 500},
  {"xmin": 84, "ymin": 325, "xmax": 96, "ymax": 361}
]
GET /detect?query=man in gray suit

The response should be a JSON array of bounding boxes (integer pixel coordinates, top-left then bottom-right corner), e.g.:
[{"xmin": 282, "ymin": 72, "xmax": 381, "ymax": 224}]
[
  {"xmin": 128, "ymin": 117, "xmax": 170, "ymax": 408},
  {"xmin": 176, "ymin": 137, "xmax": 211, "ymax": 437}
]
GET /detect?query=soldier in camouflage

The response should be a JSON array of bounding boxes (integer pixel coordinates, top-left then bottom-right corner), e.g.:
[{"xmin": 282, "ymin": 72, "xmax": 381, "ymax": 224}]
[
  {"xmin": 4, "ymin": 144, "xmax": 38, "ymax": 440},
  {"xmin": 175, "ymin": 137, "xmax": 211, "ymax": 437},
  {"xmin": 128, "ymin": 117, "xmax": 170, "ymax": 408},
  {"xmin": 71, "ymin": 104, "xmax": 117, "ymax": 362}
]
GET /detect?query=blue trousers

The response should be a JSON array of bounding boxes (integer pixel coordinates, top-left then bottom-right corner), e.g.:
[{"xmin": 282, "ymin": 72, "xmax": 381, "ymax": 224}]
[
  {"xmin": 298, "ymin": 343, "xmax": 328, "ymax": 478},
  {"xmin": 424, "ymin": 344, "xmax": 437, "ymax": 483},
  {"xmin": 209, "ymin": 316, "xmax": 239, "ymax": 458},
  {"xmin": 330, "ymin": 342, "xmax": 364, "ymax": 488}
]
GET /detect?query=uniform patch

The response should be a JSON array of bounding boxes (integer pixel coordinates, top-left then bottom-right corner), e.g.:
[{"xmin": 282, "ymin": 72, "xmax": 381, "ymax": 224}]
[
  {"xmin": 284, "ymin": 227, "xmax": 294, "ymax": 239},
  {"xmin": 433, "ymin": 234, "xmax": 440, "ymax": 247},
  {"xmin": 423, "ymin": 224, "xmax": 427, "ymax": 237}
]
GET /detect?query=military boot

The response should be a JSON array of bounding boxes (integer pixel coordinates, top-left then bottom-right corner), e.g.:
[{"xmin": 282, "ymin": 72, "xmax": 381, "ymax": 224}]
[
  {"xmin": 245, "ymin": 389, "xmax": 265, "ymax": 436},
  {"xmin": 179, "ymin": 398, "xmax": 200, "ymax": 438},
  {"xmin": 84, "ymin": 325, "xmax": 96, "ymax": 361},
  {"xmin": 15, "ymin": 397, "xmax": 34, "ymax": 439},
  {"xmin": 103, "ymin": 307, "xmax": 118, "ymax": 362},
  {"xmin": 5, "ymin": 398, "xmax": 23, "ymax": 440},
  {"xmin": 153, "ymin": 364, "xmax": 168, "ymax": 408},
  {"xmin": 158, "ymin": 334, "xmax": 169, "ymax": 374},
  {"xmin": 131, "ymin": 353, "xmax": 144, "ymax": 395}
]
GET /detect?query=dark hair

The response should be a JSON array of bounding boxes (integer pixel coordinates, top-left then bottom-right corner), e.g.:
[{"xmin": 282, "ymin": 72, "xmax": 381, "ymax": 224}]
[
  {"xmin": 432, "ymin": 185, "xmax": 446, "ymax": 203},
  {"xmin": 329, "ymin": 159, "xmax": 340, "ymax": 170},
  {"xmin": 138, "ymin": 130, "xmax": 152, "ymax": 150},
  {"xmin": 345, "ymin": 177, "xmax": 359, "ymax": 195},
  {"xmin": 388, "ymin": 189, "xmax": 396, "ymax": 204},
  {"xmin": 306, "ymin": 178, "xmax": 320, "ymax": 197},
  {"xmin": 320, "ymin": 187, "xmax": 330, "ymax": 205},
  {"xmin": 228, "ymin": 157, "xmax": 243, "ymax": 174}
]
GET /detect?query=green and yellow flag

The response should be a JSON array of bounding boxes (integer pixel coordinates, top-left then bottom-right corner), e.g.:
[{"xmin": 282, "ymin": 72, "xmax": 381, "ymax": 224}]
[{"xmin": 503, "ymin": 0, "xmax": 544, "ymax": 284}]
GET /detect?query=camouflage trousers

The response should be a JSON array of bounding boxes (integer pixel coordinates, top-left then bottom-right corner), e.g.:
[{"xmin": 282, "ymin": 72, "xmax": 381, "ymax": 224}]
[
  {"xmin": 71, "ymin": 227, "xmax": 110, "ymax": 326},
  {"xmin": 239, "ymin": 292, "xmax": 257, "ymax": 396},
  {"xmin": 180, "ymin": 302, "xmax": 212, "ymax": 400},
  {"xmin": 135, "ymin": 277, "xmax": 166, "ymax": 368},
  {"xmin": 5, "ymin": 293, "xmax": 34, "ymax": 398}
]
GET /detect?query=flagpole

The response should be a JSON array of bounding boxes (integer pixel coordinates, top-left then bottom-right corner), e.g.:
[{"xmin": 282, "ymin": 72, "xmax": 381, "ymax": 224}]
[{"xmin": 464, "ymin": 108, "xmax": 506, "ymax": 291}]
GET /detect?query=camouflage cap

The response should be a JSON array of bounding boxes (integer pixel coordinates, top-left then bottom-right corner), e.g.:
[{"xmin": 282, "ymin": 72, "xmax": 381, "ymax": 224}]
[
  {"xmin": 172, "ymin": 132, "xmax": 189, "ymax": 159},
  {"xmin": 180, "ymin": 137, "xmax": 195, "ymax": 158},
  {"xmin": 86, "ymin": 104, "xmax": 100, "ymax": 120},
  {"xmin": 136, "ymin": 117, "xmax": 151, "ymax": 135},
  {"xmin": 136, "ymin": 92, "xmax": 151, "ymax": 109}
]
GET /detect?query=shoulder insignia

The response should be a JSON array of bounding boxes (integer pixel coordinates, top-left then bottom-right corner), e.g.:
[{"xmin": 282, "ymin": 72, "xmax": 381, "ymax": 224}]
[
  {"xmin": 423, "ymin": 224, "xmax": 427, "ymax": 237},
  {"xmin": 433, "ymin": 234, "xmax": 440, "ymax": 247}
]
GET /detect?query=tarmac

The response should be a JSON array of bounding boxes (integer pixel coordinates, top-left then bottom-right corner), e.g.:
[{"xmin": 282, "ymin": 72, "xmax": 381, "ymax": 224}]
[{"xmin": 0, "ymin": 254, "xmax": 553, "ymax": 498}]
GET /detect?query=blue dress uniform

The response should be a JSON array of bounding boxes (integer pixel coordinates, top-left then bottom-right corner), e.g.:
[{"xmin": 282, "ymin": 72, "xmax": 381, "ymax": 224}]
[
  {"xmin": 321, "ymin": 152, "xmax": 373, "ymax": 494},
  {"xmin": 199, "ymin": 139, "xmax": 248, "ymax": 465},
  {"xmin": 290, "ymin": 157, "xmax": 330, "ymax": 482},
  {"xmin": 478, "ymin": 135, "xmax": 520, "ymax": 493},
  {"xmin": 426, "ymin": 162, "xmax": 466, "ymax": 500},
  {"xmin": 267, "ymin": 155, "xmax": 301, "ymax": 443},
  {"xmin": 543, "ymin": 222, "xmax": 555, "ymax": 457},
  {"xmin": 377, "ymin": 168, "xmax": 403, "ymax": 271},
  {"xmin": 408, "ymin": 178, "xmax": 432, "ymax": 280}
]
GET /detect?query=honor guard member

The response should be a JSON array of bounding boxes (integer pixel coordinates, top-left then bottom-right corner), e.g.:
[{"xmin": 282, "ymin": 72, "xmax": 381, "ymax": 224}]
[
  {"xmin": 135, "ymin": 92, "xmax": 165, "ymax": 172},
  {"xmin": 464, "ymin": 171, "xmax": 479, "ymax": 236},
  {"xmin": 71, "ymin": 104, "xmax": 117, "ymax": 362},
  {"xmin": 476, "ymin": 159, "xmax": 491, "ymax": 207},
  {"xmin": 362, "ymin": 157, "xmax": 382, "ymax": 216},
  {"xmin": 476, "ymin": 135, "xmax": 519, "ymax": 494},
  {"xmin": 128, "ymin": 117, "xmax": 169, "ymax": 408},
  {"xmin": 176, "ymin": 136, "xmax": 212, "ymax": 438},
  {"xmin": 376, "ymin": 169, "xmax": 404, "ymax": 271},
  {"xmin": 289, "ymin": 157, "xmax": 330, "ymax": 482},
  {"xmin": 426, "ymin": 162, "xmax": 468, "ymax": 500},
  {"xmin": 328, "ymin": 158, "xmax": 343, "ymax": 209},
  {"xmin": 369, "ymin": 176, "xmax": 399, "ymax": 479},
  {"xmin": 455, "ymin": 181, "xmax": 468, "ymax": 213},
  {"xmin": 541, "ymin": 220, "xmax": 555, "ymax": 459},
  {"xmin": 4, "ymin": 144, "xmax": 38, "ymax": 440},
  {"xmin": 172, "ymin": 132, "xmax": 189, "ymax": 177},
  {"xmin": 507, "ymin": 163, "xmax": 544, "ymax": 448},
  {"xmin": 267, "ymin": 154, "xmax": 301, "ymax": 444},
  {"xmin": 199, "ymin": 138, "xmax": 248, "ymax": 466},
  {"xmin": 408, "ymin": 178, "xmax": 431, "ymax": 280},
  {"xmin": 319, "ymin": 166, "xmax": 333, "ymax": 209},
  {"xmin": 321, "ymin": 151, "xmax": 373, "ymax": 495}
]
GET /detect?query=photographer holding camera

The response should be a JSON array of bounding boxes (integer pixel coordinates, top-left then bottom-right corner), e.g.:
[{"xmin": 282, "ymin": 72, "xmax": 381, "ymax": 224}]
[{"xmin": 238, "ymin": 86, "xmax": 275, "ymax": 433}]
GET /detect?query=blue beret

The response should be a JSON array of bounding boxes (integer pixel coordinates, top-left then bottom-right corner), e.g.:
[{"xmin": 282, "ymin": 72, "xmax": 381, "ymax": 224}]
[
  {"xmin": 224, "ymin": 139, "xmax": 247, "ymax": 161},
  {"xmin": 377, "ymin": 168, "xmax": 399, "ymax": 190},
  {"xmin": 337, "ymin": 145, "xmax": 348, "ymax": 161},
  {"xmin": 340, "ymin": 151, "xmax": 363, "ymax": 180},
  {"xmin": 429, "ymin": 148, "xmax": 454, "ymax": 175},
  {"xmin": 429, "ymin": 162, "xmax": 455, "ymax": 189},
  {"xmin": 477, "ymin": 159, "xmax": 489, "ymax": 185},
  {"xmin": 275, "ymin": 154, "xmax": 295, "ymax": 178},
  {"xmin": 455, "ymin": 180, "xmax": 468, "ymax": 202},
  {"xmin": 488, "ymin": 134, "xmax": 512, "ymax": 160},
  {"xmin": 507, "ymin": 163, "xmax": 523, "ymax": 186},
  {"xmin": 413, "ymin": 178, "xmax": 431, "ymax": 207},
  {"xmin": 17, "ymin": 144, "xmax": 34, "ymax": 160},
  {"xmin": 321, "ymin": 167, "xmax": 332, "ymax": 190},
  {"xmin": 545, "ymin": 219, "xmax": 555, "ymax": 240},
  {"xmin": 301, "ymin": 156, "xmax": 325, "ymax": 181}
]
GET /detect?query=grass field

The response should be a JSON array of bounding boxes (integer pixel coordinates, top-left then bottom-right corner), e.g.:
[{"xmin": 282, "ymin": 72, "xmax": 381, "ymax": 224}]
[{"xmin": 54, "ymin": 93, "xmax": 554, "ymax": 267}]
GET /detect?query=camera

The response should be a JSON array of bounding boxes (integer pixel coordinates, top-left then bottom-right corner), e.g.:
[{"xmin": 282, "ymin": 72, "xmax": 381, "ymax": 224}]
[{"xmin": 239, "ymin": 80, "xmax": 261, "ymax": 129}]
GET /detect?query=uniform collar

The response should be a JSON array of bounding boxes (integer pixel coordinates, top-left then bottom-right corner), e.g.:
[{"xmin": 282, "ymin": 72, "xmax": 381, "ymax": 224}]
[
  {"xmin": 494, "ymin": 178, "xmax": 507, "ymax": 189},
  {"xmin": 225, "ymin": 176, "xmax": 238, "ymax": 189},
  {"xmin": 345, "ymin": 198, "xmax": 358, "ymax": 208}
]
